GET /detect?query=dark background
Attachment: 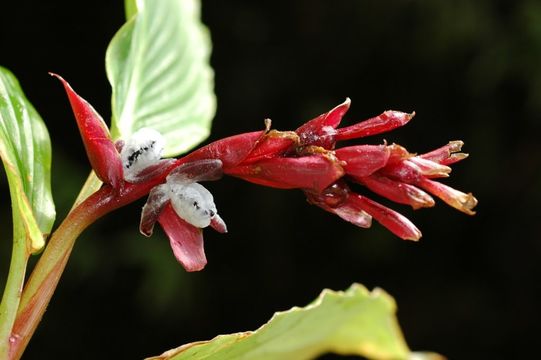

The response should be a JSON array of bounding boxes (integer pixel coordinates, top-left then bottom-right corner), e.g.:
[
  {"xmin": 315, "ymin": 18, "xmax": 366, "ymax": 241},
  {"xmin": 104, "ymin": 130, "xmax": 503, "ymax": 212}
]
[{"xmin": 1, "ymin": 1, "xmax": 540, "ymax": 359}]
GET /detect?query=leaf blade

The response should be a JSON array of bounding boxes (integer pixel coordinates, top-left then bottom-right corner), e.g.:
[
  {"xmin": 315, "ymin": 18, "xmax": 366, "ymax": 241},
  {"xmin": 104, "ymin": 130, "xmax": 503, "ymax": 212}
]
[
  {"xmin": 0, "ymin": 67, "xmax": 56, "ymax": 252},
  {"xmin": 124, "ymin": 0, "xmax": 138, "ymax": 19},
  {"xmin": 148, "ymin": 284, "xmax": 443, "ymax": 360},
  {"xmin": 106, "ymin": 0, "xmax": 216, "ymax": 158}
]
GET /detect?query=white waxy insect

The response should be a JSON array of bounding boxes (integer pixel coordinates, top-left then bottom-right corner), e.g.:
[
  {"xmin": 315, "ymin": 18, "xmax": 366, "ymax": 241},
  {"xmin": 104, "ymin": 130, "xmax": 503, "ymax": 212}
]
[
  {"xmin": 136, "ymin": 148, "xmax": 226, "ymax": 234},
  {"xmin": 120, "ymin": 128, "xmax": 165, "ymax": 182},
  {"xmin": 169, "ymin": 182, "xmax": 217, "ymax": 228}
]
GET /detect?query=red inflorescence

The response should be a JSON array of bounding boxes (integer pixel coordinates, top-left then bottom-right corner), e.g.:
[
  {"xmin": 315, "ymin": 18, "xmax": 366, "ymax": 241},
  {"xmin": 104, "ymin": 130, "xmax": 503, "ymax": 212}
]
[
  {"xmin": 185, "ymin": 98, "xmax": 477, "ymax": 241},
  {"xmin": 57, "ymin": 74, "xmax": 477, "ymax": 271}
]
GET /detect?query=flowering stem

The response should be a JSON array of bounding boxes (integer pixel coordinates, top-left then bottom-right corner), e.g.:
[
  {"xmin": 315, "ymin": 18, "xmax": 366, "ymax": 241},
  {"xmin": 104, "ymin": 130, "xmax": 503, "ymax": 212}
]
[
  {"xmin": 7, "ymin": 185, "xmax": 115, "ymax": 359},
  {"xmin": 0, "ymin": 216, "xmax": 29, "ymax": 360},
  {"xmin": 6, "ymin": 157, "xmax": 176, "ymax": 360}
]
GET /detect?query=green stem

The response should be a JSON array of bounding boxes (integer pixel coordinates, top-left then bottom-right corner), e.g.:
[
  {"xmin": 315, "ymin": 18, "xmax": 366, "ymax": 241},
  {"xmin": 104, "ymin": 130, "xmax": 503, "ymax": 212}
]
[
  {"xmin": 0, "ymin": 217, "xmax": 29, "ymax": 359},
  {"xmin": 7, "ymin": 163, "xmax": 174, "ymax": 360},
  {"xmin": 7, "ymin": 184, "xmax": 116, "ymax": 360}
]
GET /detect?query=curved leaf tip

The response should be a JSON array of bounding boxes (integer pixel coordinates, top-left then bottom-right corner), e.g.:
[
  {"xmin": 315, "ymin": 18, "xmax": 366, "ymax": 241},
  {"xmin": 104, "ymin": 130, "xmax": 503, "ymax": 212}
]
[{"xmin": 0, "ymin": 67, "xmax": 55, "ymax": 252}]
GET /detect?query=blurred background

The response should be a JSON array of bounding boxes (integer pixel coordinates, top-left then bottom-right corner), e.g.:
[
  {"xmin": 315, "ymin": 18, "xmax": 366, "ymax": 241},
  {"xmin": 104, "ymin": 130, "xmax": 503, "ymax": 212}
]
[{"xmin": 1, "ymin": 1, "xmax": 540, "ymax": 359}]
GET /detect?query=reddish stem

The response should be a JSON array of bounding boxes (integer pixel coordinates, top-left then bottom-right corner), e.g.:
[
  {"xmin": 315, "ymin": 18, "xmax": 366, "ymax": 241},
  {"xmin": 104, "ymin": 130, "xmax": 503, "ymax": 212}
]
[{"xmin": 9, "ymin": 161, "xmax": 178, "ymax": 360}]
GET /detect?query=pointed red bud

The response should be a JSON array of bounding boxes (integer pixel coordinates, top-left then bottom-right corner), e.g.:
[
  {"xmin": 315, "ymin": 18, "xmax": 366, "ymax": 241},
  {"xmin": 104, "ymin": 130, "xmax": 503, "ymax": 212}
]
[
  {"xmin": 418, "ymin": 178, "xmax": 478, "ymax": 215},
  {"xmin": 305, "ymin": 184, "xmax": 372, "ymax": 228},
  {"xmin": 380, "ymin": 152, "xmax": 477, "ymax": 214},
  {"xmin": 358, "ymin": 173, "xmax": 435, "ymax": 209},
  {"xmin": 420, "ymin": 140, "xmax": 469, "ymax": 165},
  {"xmin": 242, "ymin": 129, "xmax": 298, "ymax": 164},
  {"xmin": 296, "ymin": 98, "xmax": 351, "ymax": 148},
  {"xmin": 349, "ymin": 194, "xmax": 422, "ymax": 241},
  {"xmin": 383, "ymin": 157, "xmax": 452, "ymax": 182},
  {"xmin": 406, "ymin": 157, "xmax": 452, "ymax": 178},
  {"xmin": 335, "ymin": 110, "xmax": 415, "ymax": 141},
  {"xmin": 51, "ymin": 73, "xmax": 123, "ymax": 188}
]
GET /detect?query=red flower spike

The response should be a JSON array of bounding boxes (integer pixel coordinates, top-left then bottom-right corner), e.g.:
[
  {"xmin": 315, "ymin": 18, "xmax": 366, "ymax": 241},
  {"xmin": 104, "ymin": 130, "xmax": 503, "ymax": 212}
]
[
  {"xmin": 120, "ymin": 97, "xmax": 480, "ymax": 273},
  {"xmin": 158, "ymin": 203, "xmax": 206, "ymax": 272},
  {"xmin": 226, "ymin": 154, "xmax": 345, "ymax": 191},
  {"xmin": 335, "ymin": 145, "xmax": 390, "ymax": 177},
  {"xmin": 296, "ymin": 98, "xmax": 351, "ymax": 148},
  {"xmin": 335, "ymin": 110, "xmax": 415, "ymax": 141},
  {"xmin": 348, "ymin": 193, "xmax": 422, "ymax": 241},
  {"xmin": 51, "ymin": 73, "xmax": 124, "ymax": 188},
  {"xmin": 180, "ymin": 99, "xmax": 476, "ymax": 243}
]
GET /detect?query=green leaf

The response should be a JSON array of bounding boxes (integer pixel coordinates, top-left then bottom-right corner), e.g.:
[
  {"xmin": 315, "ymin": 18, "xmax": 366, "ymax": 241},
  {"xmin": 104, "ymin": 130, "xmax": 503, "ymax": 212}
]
[
  {"xmin": 0, "ymin": 67, "xmax": 55, "ymax": 252},
  {"xmin": 106, "ymin": 0, "xmax": 216, "ymax": 158},
  {"xmin": 124, "ymin": 0, "xmax": 138, "ymax": 19},
  {"xmin": 148, "ymin": 284, "xmax": 443, "ymax": 360}
]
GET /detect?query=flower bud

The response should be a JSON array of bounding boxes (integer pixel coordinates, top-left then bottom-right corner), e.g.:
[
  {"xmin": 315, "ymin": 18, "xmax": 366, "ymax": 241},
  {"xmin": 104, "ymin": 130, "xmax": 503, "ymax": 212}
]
[{"xmin": 52, "ymin": 73, "xmax": 123, "ymax": 188}]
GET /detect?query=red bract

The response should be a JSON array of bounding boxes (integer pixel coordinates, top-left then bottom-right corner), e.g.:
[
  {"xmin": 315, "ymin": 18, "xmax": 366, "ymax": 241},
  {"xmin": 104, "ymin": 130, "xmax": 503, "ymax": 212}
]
[
  {"xmin": 295, "ymin": 99, "xmax": 351, "ymax": 149},
  {"xmin": 157, "ymin": 203, "xmax": 206, "ymax": 271},
  {"xmin": 295, "ymin": 98, "xmax": 414, "ymax": 148},
  {"xmin": 185, "ymin": 99, "xmax": 477, "ymax": 241},
  {"xmin": 180, "ymin": 131, "xmax": 266, "ymax": 169},
  {"xmin": 226, "ymin": 155, "xmax": 344, "ymax": 191},
  {"xmin": 51, "ymin": 73, "xmax": 124, "ymax": 189}
]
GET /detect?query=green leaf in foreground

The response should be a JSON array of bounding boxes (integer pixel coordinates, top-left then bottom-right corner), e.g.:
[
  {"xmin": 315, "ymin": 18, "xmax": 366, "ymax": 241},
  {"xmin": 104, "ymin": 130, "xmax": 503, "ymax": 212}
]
[
  {"xmin": 148, "ymin": 284, "xmax": 443, "ymax": 360},
  {"xmin": 106, "ymin": 0, "xmax": 216, "ymax": 158},
  {"xmin": 0, "ymin": 67, "xmax": 55, "ymax": 252}
]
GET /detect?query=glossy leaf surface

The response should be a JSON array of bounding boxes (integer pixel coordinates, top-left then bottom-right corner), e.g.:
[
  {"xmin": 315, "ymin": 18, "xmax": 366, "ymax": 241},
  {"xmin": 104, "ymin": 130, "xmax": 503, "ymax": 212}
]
[
  {"xmin": 106, "ymin": 0, "xmax": 216, "ymax": 157},
  {"xmin": 0, "ymin": 67, "xmax": 55, "ymax": 252}
]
